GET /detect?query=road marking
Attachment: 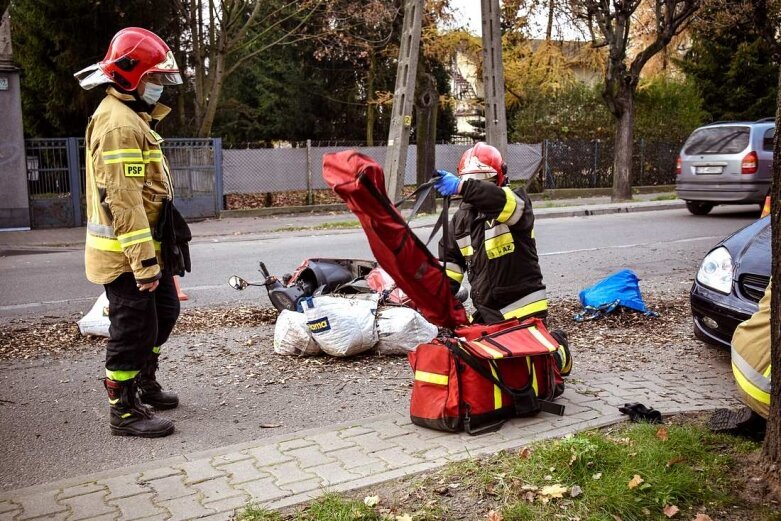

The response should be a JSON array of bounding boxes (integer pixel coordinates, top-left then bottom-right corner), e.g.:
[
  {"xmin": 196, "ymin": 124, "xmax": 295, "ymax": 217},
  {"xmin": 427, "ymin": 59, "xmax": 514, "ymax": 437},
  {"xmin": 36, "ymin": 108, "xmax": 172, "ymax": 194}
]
[{"xmin": 540, "ymin": 235, "xmax": 724, "ymax": 257}]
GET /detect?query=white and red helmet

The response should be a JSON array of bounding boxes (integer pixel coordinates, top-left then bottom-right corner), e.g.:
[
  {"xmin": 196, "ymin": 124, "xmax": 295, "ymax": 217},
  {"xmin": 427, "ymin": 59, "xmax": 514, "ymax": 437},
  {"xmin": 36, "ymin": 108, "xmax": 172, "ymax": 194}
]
[
  {"xmin": 75, "ymin": 27, "xmax": 182, "ymax": 91},
  {"xmin": 457, "ymin": 142, "xmax": 506, "ymax": 185}
]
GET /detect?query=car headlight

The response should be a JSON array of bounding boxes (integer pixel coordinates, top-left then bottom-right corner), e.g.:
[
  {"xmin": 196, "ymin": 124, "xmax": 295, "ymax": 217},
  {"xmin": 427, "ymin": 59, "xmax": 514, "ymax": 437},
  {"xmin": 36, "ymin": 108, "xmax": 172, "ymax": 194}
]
[{"xmin": 696, "ymin": 246, "xmax": 734, "ymax": 294}]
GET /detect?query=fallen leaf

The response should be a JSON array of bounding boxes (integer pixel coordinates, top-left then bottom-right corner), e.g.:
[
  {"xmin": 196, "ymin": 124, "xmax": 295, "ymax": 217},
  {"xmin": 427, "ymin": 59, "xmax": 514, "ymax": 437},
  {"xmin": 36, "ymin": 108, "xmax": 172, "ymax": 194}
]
[
  {"xmin": 656, "ymin": 427, "xmax": 669, "ymax": 441},
  {"xmin": 518, "ymin": 447, "xmax": 532, "ymax": 459},
  {"xmin": 642, "ymin": 507, "xmax": 651, "ymax": 516},
  {"xmin": 666, "ymin": 456, "xmax": 686, "ymax": 468},
  {"xmin": 540, "ymin": 484, "xmax": 568, "ymax": 498},
  {"xmin": 396, "ymin": 514, "xmax": 413, "ymax": 521},
  {"xmin": 523, "ymin": 491, "xmax": 536, "ymax": 502},
  {"xmin": 592, "ymin": 472, "xmax": 603, "ymax": 480},
  {"xmin": 363, "ymin": 496, "xmax": 379, "ymax": 507},
  {"xmin": 258, "ymin": 423, "xmax": 282, "ymax": 429},
  {"xmin": 628, "ymin": 475, "xmax": 644, "ymax": 489},
  {"xmin": 487, "ymin": 510, "xmax": 503, "ymax": 521},
  {"xmin": 569, "ymin": 453, "xmax": 578, "ymax": 466},
  {"xmin": 662, "ymin": 504, "xmax": 679, "ymax": 518},
  {"xmin": 612, "ymin": 515, "xmax": 623, "ymax": 521},
  {"xmin": 569, "ymin": 485, "xmax": 583, "ymax": 498},
  {"xmin": 694, "ymin": 514, "xmax": 713, "ymax": 521}
]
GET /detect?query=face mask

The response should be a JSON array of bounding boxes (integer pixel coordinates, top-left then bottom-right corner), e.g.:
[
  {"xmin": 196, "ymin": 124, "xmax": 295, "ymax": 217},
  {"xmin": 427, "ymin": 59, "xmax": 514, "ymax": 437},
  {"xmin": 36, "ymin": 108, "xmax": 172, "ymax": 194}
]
[{"xmin": 140, "ymin": 82, "xmax": 164, "ymax": 105}]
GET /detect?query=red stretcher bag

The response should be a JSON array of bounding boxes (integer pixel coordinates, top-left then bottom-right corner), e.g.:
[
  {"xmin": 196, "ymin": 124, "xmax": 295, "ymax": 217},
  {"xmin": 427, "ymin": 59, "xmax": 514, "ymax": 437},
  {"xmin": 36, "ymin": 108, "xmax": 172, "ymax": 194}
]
[
  {"xmin": 409, "ymin": 317, "xmax": 566, "ymax": 435},
  {"xmin": 322, "ymin": 150, "xmax": 468, "ymax": 329}
]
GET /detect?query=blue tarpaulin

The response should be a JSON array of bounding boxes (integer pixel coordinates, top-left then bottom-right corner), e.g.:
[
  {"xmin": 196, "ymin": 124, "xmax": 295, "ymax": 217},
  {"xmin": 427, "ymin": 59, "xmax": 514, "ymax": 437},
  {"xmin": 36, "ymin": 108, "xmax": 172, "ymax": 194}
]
[{"xmin": 575, "ymin": 269, "xmax": 657, "ymax": 321}]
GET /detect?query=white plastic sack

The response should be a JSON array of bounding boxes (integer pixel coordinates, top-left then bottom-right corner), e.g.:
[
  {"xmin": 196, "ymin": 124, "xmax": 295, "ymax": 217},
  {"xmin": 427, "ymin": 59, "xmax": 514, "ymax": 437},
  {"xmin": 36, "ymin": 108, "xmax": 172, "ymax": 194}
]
[
  {"xmin": 375, "ymin": 306, "xmax": 438, "ymax": 355},
  {"xmin": 77, "ymin": 292, "xmax": 111, "ymax": 337},
  {"xmin": 273, "ymin": 310, "xmax": 321, "ymax": 356},
  {"xmin": 303, "ymin": 295, "xmax": 379, "ymax": 357}
]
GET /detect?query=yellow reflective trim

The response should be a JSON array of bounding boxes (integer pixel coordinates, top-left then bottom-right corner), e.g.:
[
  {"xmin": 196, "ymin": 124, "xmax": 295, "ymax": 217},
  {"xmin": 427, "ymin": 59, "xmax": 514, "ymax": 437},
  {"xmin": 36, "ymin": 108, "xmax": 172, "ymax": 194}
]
[
  {"xmin": 527, "ymin": 358, "xmax": 539, "ymax": 395},
  {"xmin": 485, "ymin": 233, "xmax": 515, "ymax": 259},
  {"xmin": 106, "ymin": 369, "xmax": 139, "ymax": 381},
  {"xmin": 529, "ymin": 326, "xmax": 557, "ymax": 352},
  {"xmin": 472, "ymin": 340, "xmax": 505, "ymax": 359},
  {"xmin": 459, "ymin": 245, "xmax": 474, "ymax": 257},
  {"xmin": 117, "ymin": 227, "xmax": 152, "ymax": 241},
  {"xmin": 732, "ymin": 362, "xmax": 771, "ymax": 405},
  {"xmin": 152, "ymin": 346, "xmax": 161, "ymax": 354},
  {"xmin": 503, "ymin": 299, "xmax": 549, "ymax": 320},
  {"xmin": 414, "ymin": 370, "xmax": 448, "ymax": 385},
  {"xmin": 121, "ymin": 413, "xmax": 133, "ymax": 419},
  {"xmin": 531, "ymin": 229, "xmax": 535, "ymax": 239},
  {"xmin": 87, "ymin": 232, "xmax": 123, "ymax": 252},
  {"xmin": 121, "ymin": 236, "xmax": 153, "ymax": 248},
  {"xmin": 489, "ymin": 364, "xmax": 502, "ymax": 409},
  {"xmin": 446, "ymin": 269, "xmax": 464, "ymax": 283},
  {"xmin": 497, "ymin": 187, "xmax": 517, "ymax": 223},
  {"xmin": 763, "ymin": 365, "xmax": 772, "ymax": 378},
  {"xmin": 108, "ymin": 398, "xmax": 119, "ymax": 405}
]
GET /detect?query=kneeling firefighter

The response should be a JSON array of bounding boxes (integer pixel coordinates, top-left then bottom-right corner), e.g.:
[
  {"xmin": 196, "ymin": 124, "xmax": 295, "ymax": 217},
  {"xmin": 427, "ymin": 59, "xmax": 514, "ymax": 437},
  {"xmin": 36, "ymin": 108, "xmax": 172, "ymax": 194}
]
[
  {"xmin": 434, "ymin": 143, "xmax": 570, "ymax": 376},
  {"xmin": 75, "ymin": 27, "xmax": 191, "ymax": 437}
]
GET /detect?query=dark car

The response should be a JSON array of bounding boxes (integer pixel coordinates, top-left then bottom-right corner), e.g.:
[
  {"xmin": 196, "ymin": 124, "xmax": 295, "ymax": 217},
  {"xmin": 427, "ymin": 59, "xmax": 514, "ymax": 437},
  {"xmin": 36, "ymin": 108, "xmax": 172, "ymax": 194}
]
[{"xmin": 690, "ymin": 215, "xmax": 771, "ymax": 348}]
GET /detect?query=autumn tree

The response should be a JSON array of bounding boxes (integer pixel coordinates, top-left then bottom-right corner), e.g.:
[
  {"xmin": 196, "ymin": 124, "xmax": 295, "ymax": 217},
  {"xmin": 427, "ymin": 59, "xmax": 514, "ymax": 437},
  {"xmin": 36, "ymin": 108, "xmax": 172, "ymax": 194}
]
[{"xmin": 572, "ymin": 0, "xmax": 701, "ymax": 201}]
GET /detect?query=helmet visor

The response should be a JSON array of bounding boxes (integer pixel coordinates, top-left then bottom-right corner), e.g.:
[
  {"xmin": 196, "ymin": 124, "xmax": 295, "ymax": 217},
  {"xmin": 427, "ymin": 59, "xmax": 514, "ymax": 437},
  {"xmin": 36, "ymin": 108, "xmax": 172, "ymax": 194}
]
[
  {"xmin": 460, "ymin": 171, "xmax": 497, "ymax": 182},
  {"xmin": 145, "ymin": 71, "xmax": 183, "ymax": 86},
  {"xmin": 147, "ymin": 51, "xmax": 183, "ymax": 85},
  {"xmin": 74, "ymin": 63, "xmax": 113, "ymax": 90}
]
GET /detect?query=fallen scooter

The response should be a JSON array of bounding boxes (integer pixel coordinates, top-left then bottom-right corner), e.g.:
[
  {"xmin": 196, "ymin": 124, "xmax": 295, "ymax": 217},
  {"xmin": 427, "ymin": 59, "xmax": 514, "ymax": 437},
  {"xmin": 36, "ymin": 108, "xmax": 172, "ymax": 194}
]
[{"xmin": 228, "ymin": 258, "xmax": 409, "ymax": 312}]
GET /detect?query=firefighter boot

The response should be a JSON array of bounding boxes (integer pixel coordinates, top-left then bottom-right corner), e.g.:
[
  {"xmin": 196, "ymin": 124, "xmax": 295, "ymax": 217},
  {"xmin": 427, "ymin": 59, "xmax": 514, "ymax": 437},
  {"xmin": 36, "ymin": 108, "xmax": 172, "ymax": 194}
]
[
  {"xmin": 137, "ymin": 353, "xmax": 179, "ymax": 409},
  {"xmin": 105, "ymin": 378, "xmax": 174, "ymax": 437}
]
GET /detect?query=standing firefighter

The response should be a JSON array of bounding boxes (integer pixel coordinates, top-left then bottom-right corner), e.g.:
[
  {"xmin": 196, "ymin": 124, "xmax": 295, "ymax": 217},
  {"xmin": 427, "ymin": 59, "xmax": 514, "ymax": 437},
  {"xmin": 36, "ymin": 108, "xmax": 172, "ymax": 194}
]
[{"xmin": 75, "ymin": 27, "xmax": 186, "ymax": 437}]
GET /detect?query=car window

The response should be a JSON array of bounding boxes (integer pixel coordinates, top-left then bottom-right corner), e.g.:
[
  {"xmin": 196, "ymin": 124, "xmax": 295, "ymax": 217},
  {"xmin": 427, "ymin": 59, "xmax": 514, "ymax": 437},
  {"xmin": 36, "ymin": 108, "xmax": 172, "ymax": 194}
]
[
  {"xmin": 763, "ymin": 128, "xmax": 775, "ymax": 151},
  {"xmin": 683, "ymin": 126, "xmax": 750, "ymax": 155}
]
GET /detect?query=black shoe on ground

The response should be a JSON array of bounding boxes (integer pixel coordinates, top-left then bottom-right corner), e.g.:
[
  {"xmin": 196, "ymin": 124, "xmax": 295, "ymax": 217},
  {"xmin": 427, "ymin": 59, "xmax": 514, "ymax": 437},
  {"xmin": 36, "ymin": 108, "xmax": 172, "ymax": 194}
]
[{"xmin": 708, "ymin": 407, "xmax": 765, "ymax": 440}]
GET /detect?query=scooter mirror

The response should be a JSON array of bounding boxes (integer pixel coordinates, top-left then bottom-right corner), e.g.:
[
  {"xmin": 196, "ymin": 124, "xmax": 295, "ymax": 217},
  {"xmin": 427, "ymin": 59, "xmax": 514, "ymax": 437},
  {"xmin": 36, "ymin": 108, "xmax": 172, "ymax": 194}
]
[{"xmin": 228, "ymin": 275, "xmax": 248, "ymax": 290}]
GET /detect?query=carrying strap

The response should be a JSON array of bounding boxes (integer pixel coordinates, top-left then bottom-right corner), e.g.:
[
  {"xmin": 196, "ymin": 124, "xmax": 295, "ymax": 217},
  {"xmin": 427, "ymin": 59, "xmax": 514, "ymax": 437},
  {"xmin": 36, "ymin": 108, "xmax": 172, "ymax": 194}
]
[{"xmin": 443, "ymin": 339, "xmax": 565, "ymax": 416}]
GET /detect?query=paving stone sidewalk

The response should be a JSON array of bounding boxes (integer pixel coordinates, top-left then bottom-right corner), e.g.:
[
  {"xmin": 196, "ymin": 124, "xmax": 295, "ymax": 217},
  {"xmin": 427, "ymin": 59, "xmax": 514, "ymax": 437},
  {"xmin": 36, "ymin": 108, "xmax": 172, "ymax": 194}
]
[{"xmin": 0, "ymin": 369, "xmax": 739, "ymax": 521}]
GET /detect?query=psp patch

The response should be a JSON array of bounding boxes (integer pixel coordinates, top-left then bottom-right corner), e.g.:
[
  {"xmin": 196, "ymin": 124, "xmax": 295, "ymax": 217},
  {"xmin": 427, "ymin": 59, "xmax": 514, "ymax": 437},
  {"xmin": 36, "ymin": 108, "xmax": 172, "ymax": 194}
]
[
  {"xmin": 307, "ymin": 316, "xmax": 331, "ymax": 334},
  {"xmin": 123, "ymin": 163, "xmax": 145, "ymax": 177}
]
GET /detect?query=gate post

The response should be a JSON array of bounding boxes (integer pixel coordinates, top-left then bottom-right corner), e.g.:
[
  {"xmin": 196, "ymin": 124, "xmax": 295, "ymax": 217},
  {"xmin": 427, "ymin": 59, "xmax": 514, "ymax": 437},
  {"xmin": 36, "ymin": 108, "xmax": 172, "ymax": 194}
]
[
  {"xmin": 66, "ymin": 137, "xmax": 82, "ymax": 226},
  {"xmin": 213, "ymin": 137, "xmax": 224, "ymax": 214},
  {"xmin": 306, "ymin": 139, "xmax": 313, "ymax": 205}
]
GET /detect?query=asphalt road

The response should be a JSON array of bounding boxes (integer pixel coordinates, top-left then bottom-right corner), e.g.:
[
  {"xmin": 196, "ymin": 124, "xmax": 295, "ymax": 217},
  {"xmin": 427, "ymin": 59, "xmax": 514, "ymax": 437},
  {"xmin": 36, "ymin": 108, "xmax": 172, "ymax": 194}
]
[
  {"xmin": 0, "ymin": 205, "xmax": 758, "ymax": 321},
  {"xmin": 0, "ymin": 205, "xmax": 759, "ymax": 491}
]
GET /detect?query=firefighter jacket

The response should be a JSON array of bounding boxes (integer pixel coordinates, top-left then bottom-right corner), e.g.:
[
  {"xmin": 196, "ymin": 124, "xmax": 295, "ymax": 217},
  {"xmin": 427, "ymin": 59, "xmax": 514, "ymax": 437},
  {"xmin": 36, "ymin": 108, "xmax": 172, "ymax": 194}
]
[
  {"xmin": 731, "ymin": 281, "xmax": 772, "ymax": 419},
  {"xmin": 439, "ymin": 179, "xmax": 547, "ymax": 324},
  {"xmin": 84, "ymin": 87, "xmax": 174, "ymax": 285}
]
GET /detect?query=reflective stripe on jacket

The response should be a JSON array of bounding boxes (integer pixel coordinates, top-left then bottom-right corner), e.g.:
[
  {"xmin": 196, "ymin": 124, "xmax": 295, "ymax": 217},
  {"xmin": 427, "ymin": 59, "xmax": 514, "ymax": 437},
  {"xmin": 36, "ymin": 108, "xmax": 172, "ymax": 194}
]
[
  {"xmin": 731, "ymin": 281, "xmax": 772, "ymax": 419},
  {"xmin": 84, "ymin": 87, "xmax": 174, "ymax": 284},
  {"xmin": 439, "ymin": 180, "xmax": 547, "ymax": 323}
]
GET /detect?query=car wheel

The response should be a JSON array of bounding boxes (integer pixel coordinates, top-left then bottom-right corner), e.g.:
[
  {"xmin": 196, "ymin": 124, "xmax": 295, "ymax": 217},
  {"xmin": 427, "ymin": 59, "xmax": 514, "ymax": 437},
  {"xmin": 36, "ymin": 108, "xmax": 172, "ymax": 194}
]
[{"xmin": 686, "ymin": 201, "xmax": 714, "ymax": 215}]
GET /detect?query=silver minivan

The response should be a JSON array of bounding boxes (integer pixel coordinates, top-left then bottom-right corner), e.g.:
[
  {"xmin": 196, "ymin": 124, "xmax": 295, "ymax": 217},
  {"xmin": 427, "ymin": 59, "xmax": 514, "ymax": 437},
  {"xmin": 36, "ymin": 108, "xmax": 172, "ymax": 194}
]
[{"xmin": 676, "ymin": 119, "xmax": 775, "ymax": 215}]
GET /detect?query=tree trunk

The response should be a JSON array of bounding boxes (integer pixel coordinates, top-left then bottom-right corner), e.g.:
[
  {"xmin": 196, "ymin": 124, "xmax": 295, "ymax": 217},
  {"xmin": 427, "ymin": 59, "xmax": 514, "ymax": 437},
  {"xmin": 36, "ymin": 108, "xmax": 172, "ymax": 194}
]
[
  {"xmin": 546, "ymin": 0, "xmax": 555, "ymax": 41},
  {"xmin": 197, "ymin": 52, "xmax": 226, "ymax": 137},
  {"xmin": 761, "ymin": 63, "xmax": 781, "ymax": 496},
  {"xmin": 415, "ymin": 72, "xmax": 437, "ymax": 214},
  {"xmin": 611, "ymin": 86, "xmax": 634, "ymax": 202},
  {"xmin": 366, "ymin": 52, "xmax": 376, "ymax": 146}
]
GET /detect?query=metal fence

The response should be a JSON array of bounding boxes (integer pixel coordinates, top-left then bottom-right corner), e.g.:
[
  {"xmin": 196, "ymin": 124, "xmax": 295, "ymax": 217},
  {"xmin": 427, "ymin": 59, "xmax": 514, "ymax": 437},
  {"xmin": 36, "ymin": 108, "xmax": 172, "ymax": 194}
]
[
  {"xmin": 222, "ymin": 142, "xmax": 544, "ymax": 195},
  {"xmin": 542, "ymin": 138, "xmax": 679, "ymax": 189},
  {"xmin": 24, "ymin": 137, "xmax": 222, "ymax": 228}
]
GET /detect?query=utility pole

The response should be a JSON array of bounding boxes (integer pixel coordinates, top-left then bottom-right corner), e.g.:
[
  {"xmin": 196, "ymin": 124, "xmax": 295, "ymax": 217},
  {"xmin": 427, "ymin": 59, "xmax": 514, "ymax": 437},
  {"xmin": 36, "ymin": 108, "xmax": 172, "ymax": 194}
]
[
  {"xmin": 480, "ymin": 0, "xmax": 508, "ymax": 158},
  {"xmin": 384, "ymin": 0, "xmax": 423, "ymax": 201}
]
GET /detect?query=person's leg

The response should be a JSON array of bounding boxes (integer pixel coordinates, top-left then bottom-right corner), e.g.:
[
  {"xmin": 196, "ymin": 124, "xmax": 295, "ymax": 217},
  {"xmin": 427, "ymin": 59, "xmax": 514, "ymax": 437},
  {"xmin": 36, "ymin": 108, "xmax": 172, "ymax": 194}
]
[
  {"xmin": 104, "ymin": 272, "xmax": 173, "ymax": 437},
  {"xmin": 137, "ymin": 271, "xmax": 181, "ymax": 409}
]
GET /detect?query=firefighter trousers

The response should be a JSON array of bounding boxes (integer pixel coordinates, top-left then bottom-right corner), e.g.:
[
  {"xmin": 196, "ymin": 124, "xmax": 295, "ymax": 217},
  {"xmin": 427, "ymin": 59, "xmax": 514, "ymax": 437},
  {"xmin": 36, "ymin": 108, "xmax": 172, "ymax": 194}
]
[{"xmin": 104, "ymin": 271, "xmax": 180, "ymax": 372}]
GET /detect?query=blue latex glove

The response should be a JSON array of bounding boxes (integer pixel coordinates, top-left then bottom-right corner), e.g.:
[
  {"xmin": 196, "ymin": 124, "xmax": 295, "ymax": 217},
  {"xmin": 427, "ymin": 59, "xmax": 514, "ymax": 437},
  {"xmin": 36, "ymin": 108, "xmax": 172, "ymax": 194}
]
[{"xmin": 434, "ymin": 169, "xmax": 462, "ymax": 197}]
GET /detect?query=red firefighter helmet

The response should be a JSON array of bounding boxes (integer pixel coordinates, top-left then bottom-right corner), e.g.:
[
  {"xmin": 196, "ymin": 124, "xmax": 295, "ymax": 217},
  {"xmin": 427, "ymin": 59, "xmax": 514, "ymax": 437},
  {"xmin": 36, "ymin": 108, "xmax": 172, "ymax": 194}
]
[
  {"xmin": 457, "ymin": 142, "xmax": 506, "ymax": 185},
  {"xmin": 75, "ymin": 27, "xmax": 182, "ymax": 91}
]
